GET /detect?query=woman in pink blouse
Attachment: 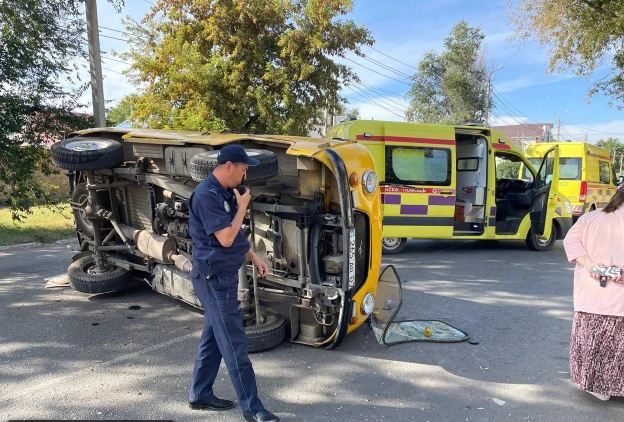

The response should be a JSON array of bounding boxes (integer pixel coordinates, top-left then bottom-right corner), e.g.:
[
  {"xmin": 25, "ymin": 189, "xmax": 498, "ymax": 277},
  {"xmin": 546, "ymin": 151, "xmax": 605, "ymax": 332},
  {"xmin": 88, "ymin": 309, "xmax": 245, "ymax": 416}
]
[{"xmin": 563, "ymin": 188, "xmax": 624, "ymax": 401}]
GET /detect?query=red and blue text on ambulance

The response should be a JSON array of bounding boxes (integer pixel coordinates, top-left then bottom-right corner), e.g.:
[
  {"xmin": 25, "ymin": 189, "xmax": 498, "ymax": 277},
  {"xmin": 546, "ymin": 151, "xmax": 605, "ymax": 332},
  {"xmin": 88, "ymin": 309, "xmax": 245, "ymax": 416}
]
[{"xmin": 327, "ymin": 120, "xmax": 574, "ymax": 253}]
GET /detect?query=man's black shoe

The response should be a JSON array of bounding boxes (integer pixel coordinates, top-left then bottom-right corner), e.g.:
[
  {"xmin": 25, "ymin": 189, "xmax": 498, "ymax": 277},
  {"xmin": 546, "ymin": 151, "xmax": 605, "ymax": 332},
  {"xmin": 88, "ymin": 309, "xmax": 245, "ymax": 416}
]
[
  {"xmin": 188, "ymin": 396, "xmax": 235, "ymax": 410},
  {"xmin": 244, "ymin": 409, "xmax": 280, "ymax": 422}
]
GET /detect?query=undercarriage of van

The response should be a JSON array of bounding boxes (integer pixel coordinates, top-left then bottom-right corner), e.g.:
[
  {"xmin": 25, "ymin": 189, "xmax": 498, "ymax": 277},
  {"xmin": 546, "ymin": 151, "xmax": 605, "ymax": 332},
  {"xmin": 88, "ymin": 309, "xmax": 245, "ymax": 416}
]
[{"xmin": 53, "ymin": 133, "xmax": 371, "ymax": 352}]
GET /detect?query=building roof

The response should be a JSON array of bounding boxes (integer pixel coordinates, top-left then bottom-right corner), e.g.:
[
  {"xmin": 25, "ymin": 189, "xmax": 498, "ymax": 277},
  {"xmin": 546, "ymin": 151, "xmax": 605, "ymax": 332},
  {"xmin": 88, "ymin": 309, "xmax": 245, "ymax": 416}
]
[{"xmin": 493, "ymin": 123, "xmax": 554, "ymax": 141}]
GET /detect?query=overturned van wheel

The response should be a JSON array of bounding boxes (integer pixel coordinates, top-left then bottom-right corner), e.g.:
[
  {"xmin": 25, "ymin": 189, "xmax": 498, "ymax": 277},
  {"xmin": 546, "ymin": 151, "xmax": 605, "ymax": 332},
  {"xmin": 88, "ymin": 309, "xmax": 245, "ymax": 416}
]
[
  {"xmin": 68, "ymin": 255, "xmax": 132, "ymax": 294},
  {"xmin": 245, "ymin": 313, "xmax": 286, "ymax": 353},
  {"xmin": 526, "ymin": 227, "xmax": 556, "ymax": 251},
  {"xmin": 51, "ymin": 137, "xmax": 123, "ymax": 171},
  {"xmin": 382, "ymin": 237, "xmax": 407, "ymax": 255},
  {"xmin": 190, "ymin": 148, "xmax": 278, "ymax": 185}
]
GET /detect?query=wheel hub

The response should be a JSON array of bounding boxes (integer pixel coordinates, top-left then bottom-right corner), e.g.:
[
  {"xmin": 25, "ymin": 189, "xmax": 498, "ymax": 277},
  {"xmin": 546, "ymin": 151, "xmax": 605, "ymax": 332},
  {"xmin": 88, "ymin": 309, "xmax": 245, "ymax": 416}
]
[{"xmin": 383, "ymin": 237, "xmax": 401, "ymax": 248}]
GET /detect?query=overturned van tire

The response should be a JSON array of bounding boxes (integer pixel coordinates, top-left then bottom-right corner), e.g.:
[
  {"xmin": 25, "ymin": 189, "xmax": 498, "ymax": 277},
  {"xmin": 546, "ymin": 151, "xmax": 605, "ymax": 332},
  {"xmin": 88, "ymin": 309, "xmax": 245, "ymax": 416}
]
[
  {"xmin": 245, "ymin": 313, "xmax": 286, "ymax": 353},
  {"xmin": 68, "ymin": 255, "xmax": 132, "ymax": 294},
  {"xmin": 51, "ymin": 137, "xmax": 123, "ymax": 171},
  {"xmin": 190, "ymin": 149, "xmax": 278, "ymax": 185},
  {"xmin": 525, "ymin": 227, "xmax": 556, "ymax": 251},
  {"xmin": 382, "ymin": 237, "xmax": 408, "ymax": 255}
]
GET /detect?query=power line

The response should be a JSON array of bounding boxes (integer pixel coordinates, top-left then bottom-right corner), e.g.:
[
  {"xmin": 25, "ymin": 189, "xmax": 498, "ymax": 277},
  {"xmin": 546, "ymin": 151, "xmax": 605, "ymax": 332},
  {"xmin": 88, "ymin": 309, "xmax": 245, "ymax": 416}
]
[
  {"xmin": 100, "ymin": 25, "xmax": 135, "ymax": 38},
  {"xmin": 491, "ymin": 95, "xmax": 531, "ymax": 129},
  {"xmin": 77, "ymin": 58, "xmax": 125, "ymax": 75},
  {"xmin": 353, "ymin": 81, "xmax": 408, "ymax": 99},
  {"xmin": 359, "ymin": 53, "xmax": 413, "ymax": 80},
  {"xmin": 491, "ymin": 91, "xmax": 533, "ymax": 130},
  {"xmin": 349, "ymin": 84, "xmax": 407, "ymax": 114},
  {"xmin": 492, "ymin": 88, "xmax": 532, "ymax": 122},
  {"xmin": 101, "ymin": 53, "xmax": 132, "ymax": 66},
  {"xmin": 345, "ymin": 86, "xmax": 405, "ymax": 119},
  {"xmin": 366, "ymin": 45, "xmax": 418, "ymax": 71},
  {"xmin": 347, "ymin": 85, "xmax": 406, "ymax": 114},
  {"xmin": 100, "ymin": 33, "xmax": 128, "ymax": 43},
  {"xmin": 343, "ymin": 57, "xmax": 412, "ymax": 86},
  {"xmin": 100, "ymin": 25, "xmax": 151, "ymax": 42},
  {"xmin": 351, "ymin": 81, "xmax": 408, "ymax": 110}
]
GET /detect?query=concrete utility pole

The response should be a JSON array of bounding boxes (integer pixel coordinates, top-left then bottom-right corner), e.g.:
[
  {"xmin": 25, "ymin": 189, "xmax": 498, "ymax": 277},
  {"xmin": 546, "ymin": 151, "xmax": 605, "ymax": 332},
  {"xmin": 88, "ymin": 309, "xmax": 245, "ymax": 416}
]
[
  {"xmin": 85, "ymin": 0, "xmax": 106, "ymax": 127},
  {"xmin": 484, "ymin": 65, "xmax": 504, "ymax": 125},
  {"xmin": 555, "ymin": 111, "xmax": 569, "ymax": 141}
]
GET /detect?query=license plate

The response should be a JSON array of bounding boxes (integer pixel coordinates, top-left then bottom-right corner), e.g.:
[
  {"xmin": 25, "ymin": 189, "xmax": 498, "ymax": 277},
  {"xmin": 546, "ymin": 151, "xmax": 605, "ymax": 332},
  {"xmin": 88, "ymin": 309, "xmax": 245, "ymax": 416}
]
[{"xmin": 348, "ymin": 228, "xmax": 356, "ymax": 289}]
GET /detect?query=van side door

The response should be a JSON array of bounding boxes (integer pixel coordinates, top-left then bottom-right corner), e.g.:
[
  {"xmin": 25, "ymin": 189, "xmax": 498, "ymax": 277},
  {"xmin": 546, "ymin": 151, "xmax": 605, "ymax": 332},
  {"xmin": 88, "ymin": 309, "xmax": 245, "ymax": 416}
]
[{"xmin": 530, "ymin": 146, "xmax": 560, "ymax": 239}]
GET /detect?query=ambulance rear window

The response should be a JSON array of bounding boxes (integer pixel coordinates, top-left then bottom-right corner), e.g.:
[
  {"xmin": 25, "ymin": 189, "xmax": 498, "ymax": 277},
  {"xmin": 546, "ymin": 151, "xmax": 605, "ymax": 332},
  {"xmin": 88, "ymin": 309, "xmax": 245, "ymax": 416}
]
[
  {"xmin": 526, "ymin": 157, "xmax": 580, "ymax": 180},
  {"xmin": 385, "ymin": 146, "xmax": 451, "ymax": 186},
  {"xmin": 560, "ymin": 158, "xmax": 581, "ymax": 180}
]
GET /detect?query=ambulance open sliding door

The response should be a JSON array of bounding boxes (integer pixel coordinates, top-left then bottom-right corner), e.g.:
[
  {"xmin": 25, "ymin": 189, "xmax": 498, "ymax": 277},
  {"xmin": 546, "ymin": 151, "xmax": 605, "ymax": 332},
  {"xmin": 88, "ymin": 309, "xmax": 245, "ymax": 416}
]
[{"xmin": 382, "ymin": 140, "xmax": 456, "ymax": 238}]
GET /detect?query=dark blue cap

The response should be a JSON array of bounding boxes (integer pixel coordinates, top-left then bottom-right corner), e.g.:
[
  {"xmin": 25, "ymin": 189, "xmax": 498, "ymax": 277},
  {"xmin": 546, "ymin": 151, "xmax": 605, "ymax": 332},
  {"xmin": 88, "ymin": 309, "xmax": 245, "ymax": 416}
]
[{"xmin": 217, "ymin": 144, "xmax": 260, "ymax": 166}]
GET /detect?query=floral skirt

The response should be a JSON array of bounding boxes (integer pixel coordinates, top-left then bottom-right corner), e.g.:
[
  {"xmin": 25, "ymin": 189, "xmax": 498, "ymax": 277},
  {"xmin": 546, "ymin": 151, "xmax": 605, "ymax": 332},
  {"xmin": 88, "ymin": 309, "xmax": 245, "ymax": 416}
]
[{"xmin": 570, "ymin": 311, "xmax": 624, "ymax": 396}]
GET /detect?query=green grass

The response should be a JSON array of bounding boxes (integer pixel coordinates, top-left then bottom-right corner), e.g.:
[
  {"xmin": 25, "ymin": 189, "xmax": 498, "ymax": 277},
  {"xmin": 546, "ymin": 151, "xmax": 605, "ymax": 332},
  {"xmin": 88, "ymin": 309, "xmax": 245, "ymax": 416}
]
[{"xmin": 0, "ymin": 203, "xmax": 75, "ymax": 246}]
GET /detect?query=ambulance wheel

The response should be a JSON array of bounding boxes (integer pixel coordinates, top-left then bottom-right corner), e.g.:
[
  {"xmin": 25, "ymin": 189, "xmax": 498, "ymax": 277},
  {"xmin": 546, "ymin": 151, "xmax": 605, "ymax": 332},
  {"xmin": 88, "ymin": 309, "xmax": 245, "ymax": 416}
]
[
  {"xmin": 190, "ymin": 148, "xmax": 278, "ymax": 185},
  {"xmin": 526, "ymin": 227, "xmax": 556, "ymax": 251},
  {"xmin": 382, "ymin": 237, "xmax": 407, "ymax": 255},
  {"xmin": 245, "ymin": 313, "xmax": 286, "ymax": 353},
  {"xmin": 68, "ymin": 255, "xmax": 132, "ymax": 294}
]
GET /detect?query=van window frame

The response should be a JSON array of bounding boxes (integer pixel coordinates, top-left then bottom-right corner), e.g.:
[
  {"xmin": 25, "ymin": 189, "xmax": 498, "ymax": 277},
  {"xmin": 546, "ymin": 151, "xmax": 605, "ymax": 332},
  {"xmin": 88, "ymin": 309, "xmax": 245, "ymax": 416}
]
[
  {"xmin": 526, "ymin": 157, "xmax": 580, "ymax": 180},
  {"xmin": 457, "ymin": 157, "xmax": 479, "ymax": 172},
  {"xmin": 599, "ymin": 160, "xmax": 611, "ymax": 184},
  {"xmin": 384, "ymin": 145, "xmax": 452, "ymax": 186}
]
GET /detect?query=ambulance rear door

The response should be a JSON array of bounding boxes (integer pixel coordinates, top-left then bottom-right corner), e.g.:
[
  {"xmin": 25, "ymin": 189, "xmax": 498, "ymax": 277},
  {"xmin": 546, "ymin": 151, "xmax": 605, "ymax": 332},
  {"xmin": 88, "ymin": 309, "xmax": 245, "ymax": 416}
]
[{"xmin": 381, "ymin": 125, "xmax": 457, "ymax": 238}]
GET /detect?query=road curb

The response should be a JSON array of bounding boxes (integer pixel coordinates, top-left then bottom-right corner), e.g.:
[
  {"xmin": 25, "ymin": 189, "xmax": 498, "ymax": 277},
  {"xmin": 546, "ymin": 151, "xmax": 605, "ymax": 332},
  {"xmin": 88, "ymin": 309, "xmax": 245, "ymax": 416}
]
[{"xmin": 0, "ymin": 237, "xmax": 77, "ymax": 251}]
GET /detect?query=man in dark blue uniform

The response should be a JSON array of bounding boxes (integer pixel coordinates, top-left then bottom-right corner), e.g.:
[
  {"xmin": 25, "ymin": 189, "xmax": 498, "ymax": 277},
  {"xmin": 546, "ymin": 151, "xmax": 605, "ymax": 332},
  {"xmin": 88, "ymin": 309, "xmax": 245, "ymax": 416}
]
[{"xmin": 188, "ymin": 144, "xmax": 279, "ymax": 422}]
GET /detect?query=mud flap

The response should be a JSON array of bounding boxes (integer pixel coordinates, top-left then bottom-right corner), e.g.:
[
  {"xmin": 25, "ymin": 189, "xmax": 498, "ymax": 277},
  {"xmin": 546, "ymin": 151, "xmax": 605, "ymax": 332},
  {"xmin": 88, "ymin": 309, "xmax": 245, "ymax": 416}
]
[{"xmin": 371, "ymin": 265, "xmax": 403, "ymax": 346}]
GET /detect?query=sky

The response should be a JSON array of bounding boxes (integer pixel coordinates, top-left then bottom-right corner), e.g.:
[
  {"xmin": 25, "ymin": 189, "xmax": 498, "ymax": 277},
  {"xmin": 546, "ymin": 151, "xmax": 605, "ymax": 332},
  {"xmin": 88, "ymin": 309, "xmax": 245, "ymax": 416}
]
[{"xmin": 86, "ymin": 0, "xmax": 624, "ymax": 143}]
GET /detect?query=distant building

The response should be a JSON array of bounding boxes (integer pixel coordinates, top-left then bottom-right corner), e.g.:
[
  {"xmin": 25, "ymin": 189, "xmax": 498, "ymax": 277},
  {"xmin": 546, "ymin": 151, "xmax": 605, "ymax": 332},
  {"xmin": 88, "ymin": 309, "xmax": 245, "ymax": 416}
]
[{"xmin": 493, "ymin": 123, "xmax": 554, "ymax": 150}]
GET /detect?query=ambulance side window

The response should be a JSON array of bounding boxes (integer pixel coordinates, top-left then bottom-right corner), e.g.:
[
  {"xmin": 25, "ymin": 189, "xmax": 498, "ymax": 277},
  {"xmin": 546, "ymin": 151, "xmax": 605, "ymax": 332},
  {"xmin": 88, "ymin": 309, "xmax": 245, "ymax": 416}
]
[
  {"xmin": 599, "ymin": 161, "xmax": 610, "ymax": 184},
  {"xmin": 385, "ymin": 146, "xmax": 451, "ymax": 186}
]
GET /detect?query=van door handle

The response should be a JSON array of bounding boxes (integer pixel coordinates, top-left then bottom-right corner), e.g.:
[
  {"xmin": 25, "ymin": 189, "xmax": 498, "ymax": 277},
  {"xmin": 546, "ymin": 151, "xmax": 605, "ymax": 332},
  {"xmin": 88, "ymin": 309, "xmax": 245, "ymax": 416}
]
[{"xmin": 440, "ymin": 190, "xmax": 454, "ymax": 195}]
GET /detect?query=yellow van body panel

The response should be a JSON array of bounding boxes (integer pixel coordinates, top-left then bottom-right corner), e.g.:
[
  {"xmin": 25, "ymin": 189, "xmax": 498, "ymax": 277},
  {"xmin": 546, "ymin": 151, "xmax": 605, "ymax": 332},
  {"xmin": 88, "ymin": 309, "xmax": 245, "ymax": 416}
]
[
  {"xmin": 524, "ymin": 142, "xmax": 617, "ymax": 216},
  {"xmin": 313, "ymin": 141, "xmax": 382, "ymax": 333}
]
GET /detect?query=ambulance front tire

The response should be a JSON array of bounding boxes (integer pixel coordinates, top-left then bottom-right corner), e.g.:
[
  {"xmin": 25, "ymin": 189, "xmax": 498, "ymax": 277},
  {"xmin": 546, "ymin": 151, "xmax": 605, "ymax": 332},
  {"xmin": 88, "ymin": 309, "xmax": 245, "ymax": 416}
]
[
  {"xmin": 525, "ymin": 226, "xmax": 557, "ymax": 251},
  {"xmin": 382, "ymin": 237, "xmax": 408, "ymax": 255}
]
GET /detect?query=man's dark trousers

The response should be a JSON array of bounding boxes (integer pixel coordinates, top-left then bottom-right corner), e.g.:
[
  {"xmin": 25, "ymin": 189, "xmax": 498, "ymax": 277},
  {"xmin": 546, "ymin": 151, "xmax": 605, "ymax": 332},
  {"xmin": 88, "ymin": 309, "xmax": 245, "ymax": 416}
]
[{"xmin": 189, "ymin": 271, "xmax": 264, "ymax": 415}]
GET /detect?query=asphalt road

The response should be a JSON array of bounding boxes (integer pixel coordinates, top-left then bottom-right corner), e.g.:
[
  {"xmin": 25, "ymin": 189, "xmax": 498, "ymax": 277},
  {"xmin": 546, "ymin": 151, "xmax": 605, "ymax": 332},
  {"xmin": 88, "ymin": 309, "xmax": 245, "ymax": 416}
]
[{"xmin": 1, "ymin": 239, "xmax": 623, "ymax": 421}]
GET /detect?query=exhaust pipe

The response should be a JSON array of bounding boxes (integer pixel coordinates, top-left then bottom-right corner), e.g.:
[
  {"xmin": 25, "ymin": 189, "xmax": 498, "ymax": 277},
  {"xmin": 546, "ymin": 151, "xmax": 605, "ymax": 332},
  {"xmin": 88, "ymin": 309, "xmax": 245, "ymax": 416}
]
[{"xmin": 118, "ymin": 224, "xmax": 192, "ymax": 273}]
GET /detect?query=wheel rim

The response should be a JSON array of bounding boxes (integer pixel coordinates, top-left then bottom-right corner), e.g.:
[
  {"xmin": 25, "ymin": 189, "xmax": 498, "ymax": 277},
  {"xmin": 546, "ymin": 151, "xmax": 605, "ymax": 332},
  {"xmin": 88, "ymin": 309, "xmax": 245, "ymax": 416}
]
[
  {"xmin": 76, "ymin": 192, "xmax": 93, "ymax": 230},
  {"xmin": 65, "ymin": 140, "xmax": 112, "ymax": 151},
  {"xmin": 382, "ymin": 237, "xmax": 401, "ymax": 249},
  {"xmin": 535, "ymin": 232, "xmax": 552, "ymax": 247},
  {"xmin": 84, "ymin": 260, "xmax": 116, "ymax": 275}
]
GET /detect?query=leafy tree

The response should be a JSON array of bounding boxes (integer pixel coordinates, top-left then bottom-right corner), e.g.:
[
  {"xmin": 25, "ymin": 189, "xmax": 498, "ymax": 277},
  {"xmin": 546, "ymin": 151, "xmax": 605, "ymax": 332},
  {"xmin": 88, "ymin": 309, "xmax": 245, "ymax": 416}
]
[
  {"xmin": 511, "ymin": 0, "xmax": 624, "ymax": 107},
  {"xmin": 122, "ymin": 0, "xmax": 372, "ymax": 135},
  {"xmin": 0, "ymin": 0, "xmax": 122, "ymax": 219},
  {"xmin": 596, "ymin": 137, "xmax": 624, "ymax": 175},
  {"xmin": 333, "ymin": 103, "xmax": 359, "ymax": 122},
  {"xmin": 406, "ymin": 21, "xmax": 488, "ymax": 124},
  {"xmin": 107, "ymin": 95, "xmax": 137, "ymax": 127}
]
